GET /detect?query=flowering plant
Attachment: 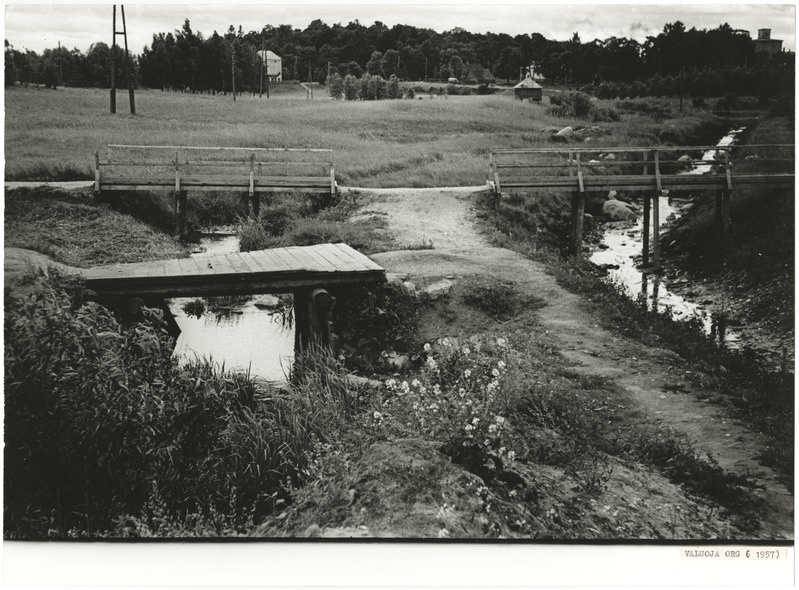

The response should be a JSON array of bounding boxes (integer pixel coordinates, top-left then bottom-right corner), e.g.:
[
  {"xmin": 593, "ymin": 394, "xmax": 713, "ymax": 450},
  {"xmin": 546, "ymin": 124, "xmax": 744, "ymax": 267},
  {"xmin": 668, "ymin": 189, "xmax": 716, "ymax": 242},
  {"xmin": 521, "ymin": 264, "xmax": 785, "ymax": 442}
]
[{"xmin": 383, "ymin": 336, "xmax": 517, "ymax": 469}]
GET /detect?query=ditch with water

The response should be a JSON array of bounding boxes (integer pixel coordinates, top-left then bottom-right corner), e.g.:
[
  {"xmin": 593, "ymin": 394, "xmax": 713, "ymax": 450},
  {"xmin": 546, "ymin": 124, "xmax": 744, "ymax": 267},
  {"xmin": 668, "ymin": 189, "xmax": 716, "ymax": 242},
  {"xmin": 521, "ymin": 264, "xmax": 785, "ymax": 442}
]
[{"xmin": 590, "ymin": 128, "xmax": 747, "ymax": 349}]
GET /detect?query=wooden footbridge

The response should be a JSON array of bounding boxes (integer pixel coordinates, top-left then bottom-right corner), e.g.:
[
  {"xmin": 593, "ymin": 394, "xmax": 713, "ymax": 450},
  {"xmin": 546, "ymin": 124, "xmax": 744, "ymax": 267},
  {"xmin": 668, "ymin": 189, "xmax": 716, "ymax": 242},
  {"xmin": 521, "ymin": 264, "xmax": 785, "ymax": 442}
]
[
  {"xmin": 95, "ymin": 144, "xmax": 337, "ymax": 239},
  {"xmin": 489, "ymin": 143, "xmax": 794, "ymax": 266},
  {"xmin": 81, "ymin": 243, "xmax": 385, "ymax": 350}
]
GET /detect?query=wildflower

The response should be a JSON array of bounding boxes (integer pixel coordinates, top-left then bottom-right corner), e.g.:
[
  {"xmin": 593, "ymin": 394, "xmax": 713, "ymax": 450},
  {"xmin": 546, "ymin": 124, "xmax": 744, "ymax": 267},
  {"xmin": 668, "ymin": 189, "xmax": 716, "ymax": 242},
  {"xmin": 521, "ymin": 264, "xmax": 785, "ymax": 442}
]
[
  {"xmin": 427, "ymin": 357, "xmax": 438, "ymax": 370},
  {"xmin": 401, "ymin": 381, "xmax": 410, "ymax": 392},
  {"xmin": 507, "ymin": 450, "xmax": 517, "ymax": 462},
  {"xmin": 385, "ymin": 378, "xmax": 396, "ymax": 389},
  {"xmin": 491, "ymin": 368, "xmax": 500, "ymax": 377},
  {"xmin": 437, "ymin": 528, "xmax": 450, "ymax": 538},
  {"xmin": 498, "ymin": 446, "xmax": 507, "ymax": 456},
  {"xmin": 465, "ymin": 424, "xmax": 474, "ymax": 433},
  {"xmin": 498, "ymin": 360, "xmax": 506, "ymax": 370},
  {"xmin": 424, "ymin": 343, "xmax": 431, "ymax": 352},
  {"xmin": 458, "ymin": 388, "xmax": 466, "ymax": 398},
  {"xmin": 472, "ymin": 417, "xmax": 480, "ymax": 425},
  {"xmin": 483, "ymin": 439, "xmax": 491, "ymax": 447},
  {"xmin": 411, "ymin": 379, "xmax": 421, "ymax": 388},
  {"xmin": 462, "ymin": 346, "xmax": 471, "ymax": 356},
  {"xmin": 495, "ymin": 416, "xmax": 506, "ymax": 425},
  {"xmin": 488, "ymin": 424, "xmax": 497, "ymax": 434},
  {"xmin": 373, "ymin": 411, "xmax": 383, "ymax": 421},
  {"xmin": 464, "ymin": 369, "xmax": 472, "ymax": 379},
  {"xmin": 496, "ymin": 337, "xmax": 506, "ymax": 347},
  {"xmin": 412, "ymin": 402, "xmax": 419, "ymax": 410},
  {"xmin": 432, "ymin": 384, "xmax": 441, "ymax": 395},
  {"xmin": 442, "ymin": 337, "xmax": 452, "ymax": 347}
]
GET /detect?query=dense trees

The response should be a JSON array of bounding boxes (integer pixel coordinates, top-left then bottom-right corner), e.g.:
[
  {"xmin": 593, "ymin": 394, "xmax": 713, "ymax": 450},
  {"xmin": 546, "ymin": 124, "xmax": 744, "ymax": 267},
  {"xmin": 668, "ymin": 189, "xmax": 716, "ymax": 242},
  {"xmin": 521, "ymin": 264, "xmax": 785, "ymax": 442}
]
[{"xmin": 5, "ymin": 19, "xmax": 794, "ymax": 100}]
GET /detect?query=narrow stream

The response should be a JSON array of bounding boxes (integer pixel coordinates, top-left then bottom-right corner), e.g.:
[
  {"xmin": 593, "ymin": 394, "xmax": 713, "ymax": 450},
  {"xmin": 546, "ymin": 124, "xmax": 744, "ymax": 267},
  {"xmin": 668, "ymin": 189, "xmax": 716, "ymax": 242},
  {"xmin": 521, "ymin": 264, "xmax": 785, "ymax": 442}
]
[
  {"xmin": 169, "ymin": 233, "xmax": 296, "ymax": 381},
  {"xmin": 590, "ymin": 129, "xmax": 745, "ymax": 347}
]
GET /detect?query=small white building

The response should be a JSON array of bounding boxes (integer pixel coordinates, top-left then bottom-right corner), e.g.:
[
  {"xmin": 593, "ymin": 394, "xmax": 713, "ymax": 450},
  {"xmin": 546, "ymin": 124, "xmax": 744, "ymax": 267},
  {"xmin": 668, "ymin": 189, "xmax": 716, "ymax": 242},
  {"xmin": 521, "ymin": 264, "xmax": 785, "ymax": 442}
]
[{"xmin": 257, "ymin": 50, "xmax": 283, "ymax": 82}]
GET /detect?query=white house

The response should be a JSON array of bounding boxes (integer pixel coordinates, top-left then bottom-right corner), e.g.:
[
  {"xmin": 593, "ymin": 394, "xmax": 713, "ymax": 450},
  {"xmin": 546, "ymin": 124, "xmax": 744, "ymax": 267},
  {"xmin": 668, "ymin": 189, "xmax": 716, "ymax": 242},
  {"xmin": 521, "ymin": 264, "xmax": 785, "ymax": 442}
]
[{"xmin": 257, "ymin": 50, "xmax": 283, "ymax": 82}]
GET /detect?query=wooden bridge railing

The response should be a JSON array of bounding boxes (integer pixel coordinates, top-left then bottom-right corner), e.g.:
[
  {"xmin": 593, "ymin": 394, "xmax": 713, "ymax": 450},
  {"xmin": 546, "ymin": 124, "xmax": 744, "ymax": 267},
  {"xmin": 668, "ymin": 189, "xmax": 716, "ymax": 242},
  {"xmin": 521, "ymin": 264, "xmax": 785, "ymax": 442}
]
[
  {"xmin": 488, "ymin": 143, "xmax": 795, "ymax": 265},
  {"xmin": 95, "ymin": 145, "xmax": 338, "ymax": 239}
]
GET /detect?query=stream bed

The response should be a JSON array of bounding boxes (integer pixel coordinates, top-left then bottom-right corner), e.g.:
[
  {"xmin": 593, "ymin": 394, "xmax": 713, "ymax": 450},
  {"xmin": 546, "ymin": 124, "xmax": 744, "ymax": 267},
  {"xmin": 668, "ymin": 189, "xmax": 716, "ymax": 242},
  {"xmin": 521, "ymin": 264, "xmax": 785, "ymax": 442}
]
[
  {"xmin": 589, "ymin": 129, "xmax": 745, "ymax": 348},
  {"xmin": 168, "ymin": 233, "xmax": 296, "ymax": 382}
]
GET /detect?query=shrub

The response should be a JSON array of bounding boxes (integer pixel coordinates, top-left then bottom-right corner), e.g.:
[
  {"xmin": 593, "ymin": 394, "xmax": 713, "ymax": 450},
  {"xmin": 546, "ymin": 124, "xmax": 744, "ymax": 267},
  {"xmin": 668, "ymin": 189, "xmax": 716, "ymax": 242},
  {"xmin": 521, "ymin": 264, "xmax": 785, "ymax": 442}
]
[
  {"xmin": 404, "ymin": 87, "xmax": 415, "ymax": 99},
  {"xmin": 343, "ymin": 74, "xmax": 359, "ymax": 100},
  {"xmin": 327, "ymin": 73, "xmax": 344, "ymax": 99},
  {"xmin": 386, "ymin": 75, "xmax": 401, "ymax": 99}
]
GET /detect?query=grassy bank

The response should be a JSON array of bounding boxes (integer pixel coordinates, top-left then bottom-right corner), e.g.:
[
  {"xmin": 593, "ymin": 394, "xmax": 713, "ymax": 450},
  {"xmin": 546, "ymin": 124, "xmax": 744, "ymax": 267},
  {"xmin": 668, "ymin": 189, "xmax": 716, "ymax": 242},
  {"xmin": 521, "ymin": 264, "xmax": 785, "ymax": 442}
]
[
  {"xmin": 5, "ymin": 187, "xmax": 188, "ymax": 266},
  {"xmin": 6, "ymin": 86, "xmax": 725, "ymax": 188}
]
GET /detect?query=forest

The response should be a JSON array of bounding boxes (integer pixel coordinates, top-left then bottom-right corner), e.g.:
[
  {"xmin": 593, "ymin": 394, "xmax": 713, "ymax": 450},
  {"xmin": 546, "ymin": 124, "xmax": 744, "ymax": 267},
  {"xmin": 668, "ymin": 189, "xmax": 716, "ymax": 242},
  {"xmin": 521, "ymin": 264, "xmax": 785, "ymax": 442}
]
[{"xmin": 5, "ymin": 19, "xmax": 795, "ymax": 98}]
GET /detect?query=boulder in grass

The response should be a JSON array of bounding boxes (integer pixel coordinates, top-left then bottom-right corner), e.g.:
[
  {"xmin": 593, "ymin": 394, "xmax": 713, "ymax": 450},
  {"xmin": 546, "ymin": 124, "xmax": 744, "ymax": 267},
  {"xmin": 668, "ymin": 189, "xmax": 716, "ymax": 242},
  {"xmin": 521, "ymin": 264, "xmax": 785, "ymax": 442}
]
[
  {"xmin": 602, "ymin": 199, "xmax": 639, "ymax": 221},
  {"xmin": 253, "ymin": 294, "xmax": 280, "ymax": 309},
  {"xmin": 678, "ymin": 154, "xmax": 692, "ymax": 163},
  {"xmin": 555, "ymin": 126, "xmax": 574, "ymax": 137}
]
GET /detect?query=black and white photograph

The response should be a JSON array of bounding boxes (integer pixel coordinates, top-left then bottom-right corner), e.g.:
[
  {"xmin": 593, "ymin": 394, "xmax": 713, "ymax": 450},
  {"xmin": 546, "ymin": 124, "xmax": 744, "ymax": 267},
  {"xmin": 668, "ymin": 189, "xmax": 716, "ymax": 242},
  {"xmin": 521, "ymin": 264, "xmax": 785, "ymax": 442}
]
[{"xmin": 2, "ymin": 0, "xmax": 795, "ymax": 584}]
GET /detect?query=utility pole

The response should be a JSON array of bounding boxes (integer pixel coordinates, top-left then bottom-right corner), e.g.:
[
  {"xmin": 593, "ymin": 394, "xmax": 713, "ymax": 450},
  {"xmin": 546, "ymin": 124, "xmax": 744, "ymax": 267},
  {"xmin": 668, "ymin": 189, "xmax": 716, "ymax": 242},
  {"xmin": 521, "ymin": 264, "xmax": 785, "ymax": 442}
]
[
  {"xmin": 57, "ymin": 41, "xmax": 63, "ymax": 87},
  {"xmin": 110, "ymin": 6, "xmax": 116, "ymax": 113},
  {"xmin": 259, "ymin": 32, "xmax": 265, "ymax": 98},
  {"xmin": 231, "ymin": 48, "xmax": 236, "ymax": 101},
  {"xmin": 120, "ymin": 6, "xmax": 135, "ymax": 114}
]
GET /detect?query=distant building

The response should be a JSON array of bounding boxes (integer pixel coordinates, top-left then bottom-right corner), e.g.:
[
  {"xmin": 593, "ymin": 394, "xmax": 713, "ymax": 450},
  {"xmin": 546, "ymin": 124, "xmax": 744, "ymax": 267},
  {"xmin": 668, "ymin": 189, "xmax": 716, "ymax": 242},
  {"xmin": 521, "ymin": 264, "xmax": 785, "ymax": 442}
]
[
  {"xmin": 754, "ymin": 29, "xmax": 783, "ymax": 55},
  {"xmin": 463, "ymin": 62, "xmax": 496, "ymax": 85},
  {"xmin": 257, "ymin": 50, "xmax": 283, "ymax": 82},
  {"xmin": 514, "ymin": 76, "xmax": 543, "ymax": 102}
]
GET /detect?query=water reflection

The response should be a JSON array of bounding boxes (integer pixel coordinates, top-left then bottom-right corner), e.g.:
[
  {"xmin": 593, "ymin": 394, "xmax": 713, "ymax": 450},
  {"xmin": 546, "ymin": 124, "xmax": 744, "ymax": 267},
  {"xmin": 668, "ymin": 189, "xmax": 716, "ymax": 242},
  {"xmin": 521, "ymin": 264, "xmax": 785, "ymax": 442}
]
[{"xmin": 168, "ymin": 232, "xmax": 296, "ymax": 382}]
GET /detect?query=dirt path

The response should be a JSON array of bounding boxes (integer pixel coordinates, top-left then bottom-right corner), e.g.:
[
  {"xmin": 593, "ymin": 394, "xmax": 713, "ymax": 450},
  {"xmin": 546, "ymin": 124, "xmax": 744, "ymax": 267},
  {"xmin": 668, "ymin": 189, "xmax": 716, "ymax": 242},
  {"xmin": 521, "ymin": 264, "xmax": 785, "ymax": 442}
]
[{"xmin": 356, "ymin": 186, "xmax": 793, "ymax": 540}]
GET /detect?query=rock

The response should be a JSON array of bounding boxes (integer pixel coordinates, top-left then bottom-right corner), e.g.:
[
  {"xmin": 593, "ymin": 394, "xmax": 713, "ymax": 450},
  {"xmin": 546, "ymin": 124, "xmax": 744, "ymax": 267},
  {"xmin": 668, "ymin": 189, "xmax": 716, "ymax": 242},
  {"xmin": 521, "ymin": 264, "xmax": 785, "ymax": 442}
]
[
  {"xmin": 555, "ymin": 126, "xmax": 574, "ymax": 137},
  {"xmin": 252, "ymin": 294, "xmax": 280, "ymax": 309},
  {"xmin": 542, "ymin": 126, "xmax": 560, "ymax": 134},
  {"xmin": 607, "ymin": 190, "xmax": 618, "ymax": 199},
  {"xmin": 597, "ymin": 243, "xmax": 609, "ymax": 250},
  {"xmin": 423, "ymin": 279, "xmax": 454, "ymax": 300},
  {"xmin": 604, "ymin": 153, "xmax": 616, "ymax": 160},
  {"xmin": 346, "ymin": 374, "xmax": 383, "ymax": 389},
  {"xmin": 401, "ymin": 281, "xmax": 417, "ymax": 297},
  {"xmin": 678, "ymin": 154, "xmax": 692, "ymax": 163},
  {"xmin": 584, "ymin": 213, "xmax": 594, "ymax": 221},
  {"xmin": 602, "ymin": 199, "xmax": 639, "ymax": 221},
  {"xmin": 588, "ymin": 159, "xmax": 602, "ymax": 165},
  {"xmin": 387, "ymin": 353, "xmax": 410, "ymax": 371},
  {"xmin": 583, "ymin": 137, "xmax": 594, "ymax": 143},
  {"xmin": 386, "ymin": 272, "xmax": 410, "ymax": 285}
]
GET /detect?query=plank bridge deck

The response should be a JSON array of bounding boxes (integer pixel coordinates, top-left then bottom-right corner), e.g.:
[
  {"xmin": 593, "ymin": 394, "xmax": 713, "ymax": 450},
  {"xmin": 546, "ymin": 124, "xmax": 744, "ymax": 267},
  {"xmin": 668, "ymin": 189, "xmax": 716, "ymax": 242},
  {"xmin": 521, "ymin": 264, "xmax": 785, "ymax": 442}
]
[{"xmin": 81, "ymin": 243, "xmax": 385, "ymax": 298}]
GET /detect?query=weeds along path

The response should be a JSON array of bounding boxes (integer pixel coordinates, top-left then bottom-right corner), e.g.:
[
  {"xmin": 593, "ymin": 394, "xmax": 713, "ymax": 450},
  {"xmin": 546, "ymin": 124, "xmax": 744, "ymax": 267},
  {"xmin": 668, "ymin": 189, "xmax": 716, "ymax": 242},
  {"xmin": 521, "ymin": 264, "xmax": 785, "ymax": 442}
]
[{"xmin": 352, "ymin": 186, "xmax": 793, "ymax": 539}]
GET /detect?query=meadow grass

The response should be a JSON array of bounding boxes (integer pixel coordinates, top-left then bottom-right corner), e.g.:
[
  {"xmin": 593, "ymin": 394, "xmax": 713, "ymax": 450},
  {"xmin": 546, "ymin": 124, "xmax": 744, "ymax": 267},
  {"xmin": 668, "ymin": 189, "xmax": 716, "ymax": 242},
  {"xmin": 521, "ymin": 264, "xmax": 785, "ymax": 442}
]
[{"xmin": 6, "ymin": 86, "xmax": 724, "ymax": 187}]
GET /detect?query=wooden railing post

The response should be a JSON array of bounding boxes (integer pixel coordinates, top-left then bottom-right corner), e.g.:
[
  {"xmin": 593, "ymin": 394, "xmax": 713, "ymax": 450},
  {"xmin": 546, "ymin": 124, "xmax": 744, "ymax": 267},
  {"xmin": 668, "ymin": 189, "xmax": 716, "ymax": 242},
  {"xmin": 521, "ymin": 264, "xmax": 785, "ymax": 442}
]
[
  {"xmin": 249, "ymin": 153, "xmax": 259, "ymax": 220},
  {"xmin": 174, "ymin": 152, "xmax": 188, "ymax": 240},
  {"xmin": 571, "ymin": 153, "xmax": 585, "ymax": 255},
  {"xmin": 94, "ymin": 150, "xmax": 101, "ymax": 196}
]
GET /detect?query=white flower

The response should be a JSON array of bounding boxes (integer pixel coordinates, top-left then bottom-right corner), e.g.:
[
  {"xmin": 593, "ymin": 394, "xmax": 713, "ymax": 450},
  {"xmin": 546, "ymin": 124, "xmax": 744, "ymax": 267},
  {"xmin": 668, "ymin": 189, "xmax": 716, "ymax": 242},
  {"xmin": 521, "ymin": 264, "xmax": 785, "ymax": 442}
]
[
  {"xmin": 442, "ymin": 337, "xmax": 452, "ymax": 347},
  {"xmin": 498, "ymin": 360, "xmax": 506, "ymax": 370},
  {"xmin": 491, "ymin": 368, "xmax": 500, "ymax": 377},
  {"xmin": 427, "ymin": 357, "xmax": 438, "ymax": 370},
  {"xmin": 495, "ymin": 416, "xmax": 506, "ymax": 425},
  {"xmin": 507, "ymin": 450, "xmax": 517, "ymax": 462},
  {"xmin": 424, "ymin": 343, "xmax": 431, "ymax": 352},
  {"xmin": 499, "ymin": 446, "xmax": 507, "ymax": 455},
  {"xmin": 496, "ymin": 338, "xmax": 506, "ymax": 347},
  {"xmin": 462, "ymin": 346, "xmax": 471, "ymax": 356},
  {"xmin": 437, "ymin": 528, "xmax": 450, "ymax": 538},
  {"xmin": 385, "ymin": 378, "xmax": 396, "ymax": 388},
  {"xmin": 401, "ymin": 381, "xmax": 410, "ymax": 391},
  {"xmin": 465, "ymin": 424, "xmax": 474, "ymax": 432},
  {"xmin": 411, "ymin": 379, "xmax": 421, "ymax": 388},
  {"xmin": 488, "ymin": 424, "xmax": 497, "ymax": 434},
  {"xmin": 433, "ymin": 384, "xmax": 441, "ymax": 395},
  {"xmin": 483, "ymin": 439, "xmax": 491, "ymax": 447},
  {"xmin": 464, "ymin": 369, "xmax": 472, "ymax": 378},
  {"xmin": 472, "ymin": 417, "xmax": 480, "ymax": 425},
  {"xmin": 373, "ymin": 411, "xmax": 383, "ymax": 420},
  {"xmin": 458, "ymin": 387, "xmax": 466, "ymax": 398}
]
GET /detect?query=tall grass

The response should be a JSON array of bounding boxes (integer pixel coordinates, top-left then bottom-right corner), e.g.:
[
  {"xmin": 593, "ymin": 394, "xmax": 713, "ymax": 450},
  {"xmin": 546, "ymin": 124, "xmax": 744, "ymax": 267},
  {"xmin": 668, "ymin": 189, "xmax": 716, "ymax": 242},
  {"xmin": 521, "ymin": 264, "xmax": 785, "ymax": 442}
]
[
  {"xmin": 6, "ymin": 86, "xmax": 725, "ymax": 188},
  {"xmin": 4, "ymin": 271, "xmax": 362, "ymax": 538}
]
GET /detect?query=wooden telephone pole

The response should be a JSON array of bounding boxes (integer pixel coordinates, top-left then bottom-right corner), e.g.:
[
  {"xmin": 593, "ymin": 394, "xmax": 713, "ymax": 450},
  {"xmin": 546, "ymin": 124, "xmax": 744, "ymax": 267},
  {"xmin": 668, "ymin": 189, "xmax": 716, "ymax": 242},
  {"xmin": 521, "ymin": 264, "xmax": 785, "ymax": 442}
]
[{"xmin": 110, "ymin": 5, "xmax": 135, "ymax": 114}]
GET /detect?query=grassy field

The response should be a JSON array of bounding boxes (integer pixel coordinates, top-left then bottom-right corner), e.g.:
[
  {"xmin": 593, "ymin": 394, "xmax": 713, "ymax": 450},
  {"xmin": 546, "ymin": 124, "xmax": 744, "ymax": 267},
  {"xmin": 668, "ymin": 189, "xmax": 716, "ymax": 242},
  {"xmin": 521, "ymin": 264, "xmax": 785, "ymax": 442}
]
[{"xmin": 6, "ymin": 86, "xmax": 724, "ymax": 187}]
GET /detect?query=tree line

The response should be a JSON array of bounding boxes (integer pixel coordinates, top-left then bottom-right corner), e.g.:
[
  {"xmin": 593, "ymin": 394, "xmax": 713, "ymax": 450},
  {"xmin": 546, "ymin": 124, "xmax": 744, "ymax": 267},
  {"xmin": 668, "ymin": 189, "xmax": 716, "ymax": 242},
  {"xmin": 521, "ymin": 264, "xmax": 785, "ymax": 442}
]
[{"xmin": 5, "ymin": 18, "xmax": 794, "ymax": 98}]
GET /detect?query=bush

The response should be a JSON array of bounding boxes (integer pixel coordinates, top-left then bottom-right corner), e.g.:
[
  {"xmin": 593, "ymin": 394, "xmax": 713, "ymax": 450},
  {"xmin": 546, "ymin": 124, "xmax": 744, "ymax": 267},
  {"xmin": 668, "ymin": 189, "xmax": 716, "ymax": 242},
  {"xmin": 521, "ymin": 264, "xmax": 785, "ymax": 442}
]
[
  {"xmin": 327, "ymin": 73, "xmax": 344, "ymax": 99},
  {"xmin": 404, "ymin": 87, "xmax": 415, "ymax": 99},
  {"xmin": 386, "ymin": 75, "xmax": 401, "ymax": 99},
  {"xmin": 343, "ymin": 74, "xmax": 359, "ymax": 100}
]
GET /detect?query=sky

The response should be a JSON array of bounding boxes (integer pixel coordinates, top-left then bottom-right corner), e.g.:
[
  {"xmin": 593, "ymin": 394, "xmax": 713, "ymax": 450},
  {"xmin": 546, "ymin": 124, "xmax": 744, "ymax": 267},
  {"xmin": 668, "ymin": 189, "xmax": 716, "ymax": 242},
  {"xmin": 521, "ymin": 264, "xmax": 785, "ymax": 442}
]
[{"xmin": 3, "ymin": 2, "xmax": 795, "ymax": 55}]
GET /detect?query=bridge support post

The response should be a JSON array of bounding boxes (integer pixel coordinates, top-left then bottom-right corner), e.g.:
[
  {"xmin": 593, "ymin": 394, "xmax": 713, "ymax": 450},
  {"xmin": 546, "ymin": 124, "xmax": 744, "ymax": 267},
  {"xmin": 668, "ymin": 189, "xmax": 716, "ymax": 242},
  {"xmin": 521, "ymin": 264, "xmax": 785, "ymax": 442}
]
[
  {"xmin": 570, "ymin": 190, "xmax": 585, "ymax": 255},
  {"xmin": 174, "ymin": 190, "xmax": 188, "ymax": 241},
  {"xmin": 294, "ymin": 287, "xmax": 335, "ymax": 352},
  {"xmin": 652, "ymin": 192, "xmax": 661, "ymax": 271},
  {"xmin": 642, "ymin": 193, "xmax": 651, "ymax": 267},
  {"xmin": 715, "ymin": 188, "xmax": 731, "ymax": 255},
  {"xmin": 249, "ymin": 194, "xmax": 261, "ymax": 220}
]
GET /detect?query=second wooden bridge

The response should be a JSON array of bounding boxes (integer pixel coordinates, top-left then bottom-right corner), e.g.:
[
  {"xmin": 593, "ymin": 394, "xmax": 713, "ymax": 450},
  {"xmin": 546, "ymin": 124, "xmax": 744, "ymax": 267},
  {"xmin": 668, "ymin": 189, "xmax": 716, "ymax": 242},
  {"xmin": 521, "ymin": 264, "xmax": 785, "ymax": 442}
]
[{"xmin": 489, "ymin": 143, "xmax": 794, "ymax": 266}]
